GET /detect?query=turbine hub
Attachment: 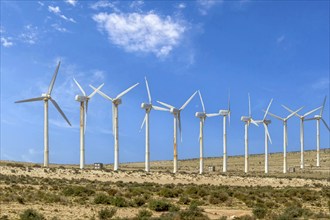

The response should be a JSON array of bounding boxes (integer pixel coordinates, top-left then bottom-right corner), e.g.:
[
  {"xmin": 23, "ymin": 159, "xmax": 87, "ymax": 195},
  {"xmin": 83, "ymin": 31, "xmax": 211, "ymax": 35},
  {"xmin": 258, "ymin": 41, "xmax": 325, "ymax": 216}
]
[
  {"xmin": 75, "ymin": 95, "xmax": 88, "ymax": 102},
  {"xmin": 195, "ymin": 112, "xmax": 206, "ymax": 118},
  {"xmin": 264, "ymin": 119, "xmax": 271, "ymax": 125},
  {"xmin": 170, "ymin": 108, "xmax": 180, "ymax": 114},
  {"xmin": 141, "ymin": 103, "xmax": 152, "ymax": 110},
  {"xmin": 113, "ymin": 99, "xmax": 122, "ymax": 105}
]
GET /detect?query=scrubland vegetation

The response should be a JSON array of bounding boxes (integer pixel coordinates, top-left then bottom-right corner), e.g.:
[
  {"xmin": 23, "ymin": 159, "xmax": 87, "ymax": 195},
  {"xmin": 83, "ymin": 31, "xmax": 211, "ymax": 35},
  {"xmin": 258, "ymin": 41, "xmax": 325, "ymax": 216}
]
[{"xmin": 0, "ymin": 169, "xmax": 329, "ymax": 219}]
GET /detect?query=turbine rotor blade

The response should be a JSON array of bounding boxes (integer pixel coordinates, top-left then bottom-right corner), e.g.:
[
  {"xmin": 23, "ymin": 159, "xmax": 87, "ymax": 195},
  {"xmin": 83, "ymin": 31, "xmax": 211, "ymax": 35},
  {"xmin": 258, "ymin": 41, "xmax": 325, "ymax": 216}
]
[
  {"xmin": 266, "ymin": 111, "xmax": 284, "ymax": 121},
  {"xmin": 248, "ymin": 93, "xmax": 251, "ymax": 117},
  {"xmin": 152, "ymin": 105, "xmax": 169, "ymax": 111},
  {"xmin": 50, "ymin": 98, "xmax": 71, "ymax": 126},
  {"xmin": 320, "ymin": 96, "xmax": 327, "ymax": 117},
  {"xmin": 140, "ymin": 114, "xmax": 147, "ymax": 132},
  {"xmin": 263, "ymin": 98, "xmax": 273, "ymax": 120},
  {"xmin": 198, "ymin": 90, "xmax": 205, "ymax": 113},
  {"xmin": 206, "ymin": 113, "xmax": 220, "ymax": 117},
  {"xmin": 286, "ymin": 107, "xmax": 304, "ymax": 120},
  {"xmin": 15, "ymin": 97, "xmax": 44, "ymax": 103},
  {"xmin": 321, "ymin": 118, "xmax": 330, "ymax": 132},
  {"xmin": 178, "ymin": 113, "xmax": 182, "ymax": 143},
  {"xmin": 145, "ymin": 77, "xmax": 152, "ymax": 104},
  {"xmin": 157, "ymin": 101, "xmax": 174, "ymax": 109},
  {"xmin": 303, "ymin": 106, "xmax": 322, "ymax": 117},
  {"xmin": 47, "ymin": 61, "xmax": 61, "ymax": 95},
  {"xmin": 180, "ymin": 91, "xmax": 198, "ymax": 110},
  {"xmin": 251, "ymin": 118, "xmax": 259, "ymax": 127},
  {"xmin": 264, "ymin": 123, "xmax": 272, "ymax": 144},
  {"xmin": 88, "ymin": 83, "xmax": 104, "ymax": 98},
  {"xmin": 282, "ymin": 105, "xmax": 301, "ymax": 117},
  {"xmin": 73, "ymin": 77, "xmax": 86, "ymax": 96},
  {"xmin": 115, "ymin": 83, "xmax": 139, "ymax": 100},
  {"xmin": 90, "ymin": 85, "xmax": 113, "ymax": 101}
]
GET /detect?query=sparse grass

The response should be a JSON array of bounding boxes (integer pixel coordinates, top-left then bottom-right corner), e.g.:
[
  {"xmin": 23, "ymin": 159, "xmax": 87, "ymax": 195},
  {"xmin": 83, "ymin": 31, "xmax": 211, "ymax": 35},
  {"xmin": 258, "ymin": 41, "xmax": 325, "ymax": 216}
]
[
  {"xmin": 98, "ymin": 208, "xmax": 116, "ymax": 220},
  {"xmin": 19, "ymin": 209, "xmax": 45, "ymax": 220}
]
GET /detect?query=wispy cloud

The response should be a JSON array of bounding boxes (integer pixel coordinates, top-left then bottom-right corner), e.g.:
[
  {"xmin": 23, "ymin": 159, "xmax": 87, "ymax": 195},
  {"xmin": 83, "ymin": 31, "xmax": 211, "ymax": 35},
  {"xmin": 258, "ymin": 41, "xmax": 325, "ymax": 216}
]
[
  {"xmin": 21, "ymin": 148, "xmax": 42, "ymax": 162},
  {"xmin": 177, "ymin": 3, "xmax": 186, "ymax": 9},
  {"xmin": 312, "ymin": 77, "xmax": 329, "ymax": 90},
  {"xmin": 90, "ymin": 0, "xmax": 120, "ymax": 12},
  {"xmin": 93, "ymin": 12, "xmax": 186, "ymax": 57},
  {"xmin": 51, "ymin": 23, "xmax": 68, "ymax": 33},
  {"xmin": 130, "ymin": 0, "xmax": 144, "ymax": 9},
  {"xmin": 65, "ymin": 0, "xmax": 78, "ymax": 6},
  {"xmin": 48, "ymin": 5, "xmax": 76, "ymax": 23},
  {"xmin": 197, "ymin": 0, "xmax": 223, "ymax": 15},
  {"xmin": 1, "ymin": 37, "xmax": 13, "ymax": 47},
  {"xmin": 20, "ymin": 25, "xmax": 38, "ymax": 44}
]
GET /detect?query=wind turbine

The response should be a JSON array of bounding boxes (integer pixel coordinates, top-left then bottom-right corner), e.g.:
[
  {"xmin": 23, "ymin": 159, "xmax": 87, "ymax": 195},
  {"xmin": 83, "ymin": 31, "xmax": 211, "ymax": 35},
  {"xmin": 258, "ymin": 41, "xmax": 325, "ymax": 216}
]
[
  {"xmin": 283, "ymin": 105, "xmax": 322, "ymax": 169},
  {"xmin": 157, "ymin": 91, "xmax": 198, "ymax": 173},
  {"xmin": 305, "ymin": 96, "xmax": 330, "ymax": 167},
  {"xmin": 15, "ymin": 61, "xmax": 71, "ymax": 167},
  {"xmin": 73, "ymin": 78, "xmax": 104, "ymax": 169},
  {"xmin": 267, "ymin": 106, "xmax": 304, "ymax": 173},
  {"xmin": 195, "ymin": 90, "xmax": 220, "ymax": 174},
  {"xmin": 90, "ymin": 82, "xmax": 139, "ymax": 171},
  {"xmin": 240, "ymin": 93, "xmax": 259, "ymax": 173},
  {"xmin": 254, "ymin": 99, "xmax": 273, "ymax": 174},
  {"xmin": 140, "ymin": 77, "xmax": 169, "ymax": 172}
]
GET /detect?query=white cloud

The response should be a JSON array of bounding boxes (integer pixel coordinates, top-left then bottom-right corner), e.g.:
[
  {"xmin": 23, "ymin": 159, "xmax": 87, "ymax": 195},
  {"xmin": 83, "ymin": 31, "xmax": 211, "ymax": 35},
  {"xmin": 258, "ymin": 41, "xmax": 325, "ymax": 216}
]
[
  {"xmin": 90, "ymin": 0, "xmax": 120, "ymax": 12},
  {"xmin": 48, "ymin": 5, "xmax": 60, "ymax": 14},
  {"xmin": 197, "ymin": 0, "xmax": 223, "ymax": 15},
  {"xmin": 1, "ymin": 37, "xmax": 13, "ymax": 47},
  {"xmin": 93, "ymin": 12, "xmax": 186, "ymax": 57},
  {"xmin": 130, "ymin": 0, "xmax": 144, "ymax": 9},
  {"xmin": 37, "ymin": 1, "xmax": 44, "ymax": 7},
  {"xmin": 48, "ymin": 5, "xmax": 76, "ymax": 23},
  {"xmin": 20, "ymin": 25, "xmax": 38, "ymax": 44},
  {"xmin": 177, "ymin": 3, "xmax": 186, "ymax": 9},
  {"xmin": 65, "ymin": 0, "xmax": 78, "ymax": 6},
  {"xmin": 51, "ymin": 24, "xmax": 68, "ymax": 32}
]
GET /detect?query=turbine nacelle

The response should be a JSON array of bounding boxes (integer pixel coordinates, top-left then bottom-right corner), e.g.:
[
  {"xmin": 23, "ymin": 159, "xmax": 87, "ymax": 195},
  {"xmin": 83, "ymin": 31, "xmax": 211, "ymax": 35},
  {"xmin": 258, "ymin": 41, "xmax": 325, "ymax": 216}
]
[
  {"xmin": 170, "ymin": 108, "xmax": 180, "ymax": 114},
  {"xmin": 41, "ymin": 93, "xmax": 50, "ymax": 99},
  {"xmin": 219, "ymin": 110, "xmax": 229, "ymax": 116},
  {"xmin": 264, "ymin": 119, "xmax": 271, "ymax": 125},
  {"xmin": 314, "ymin": 115, "xmax": 321, "ymax": 119},
  {"xmin": 141, "ymin": 103, "xmax": 152, "ymax": 110},
  {"xmin": 113, "ymin": 99, "xmax": 122, "ymax": 105},
  {"xmin": 195, "ymin": 112, "xmax": 206, "ymax": 118},
  {"xmin": 241, "ymin": 116, "xmax": 251, "ymax": 122},
  {"xmin": 75, "ymin": 95, "xmax": 88, "ymax": 102}
]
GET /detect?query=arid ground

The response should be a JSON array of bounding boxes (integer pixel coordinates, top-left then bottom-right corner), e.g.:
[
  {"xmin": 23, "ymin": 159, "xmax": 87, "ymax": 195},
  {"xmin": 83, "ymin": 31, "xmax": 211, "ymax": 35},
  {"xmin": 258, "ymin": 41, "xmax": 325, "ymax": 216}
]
[{"xmin": 0, "ymin": 149, "xmax": 329, "ymax": 219}]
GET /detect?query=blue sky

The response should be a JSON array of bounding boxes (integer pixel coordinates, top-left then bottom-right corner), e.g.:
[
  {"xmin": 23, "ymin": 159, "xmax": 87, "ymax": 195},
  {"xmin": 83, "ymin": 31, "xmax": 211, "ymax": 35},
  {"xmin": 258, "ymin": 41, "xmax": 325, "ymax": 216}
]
[{"xmin": 1, "ymin": 0, "xmax": 329, "ymax": 165}]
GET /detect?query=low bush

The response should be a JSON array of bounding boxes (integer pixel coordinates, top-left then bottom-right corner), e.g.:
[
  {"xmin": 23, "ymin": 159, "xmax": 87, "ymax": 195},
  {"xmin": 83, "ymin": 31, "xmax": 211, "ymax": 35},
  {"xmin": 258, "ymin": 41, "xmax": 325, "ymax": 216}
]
[
  {"xmin": 19, "ymin": 209, "xmax": 45, "ymax": 220},
  {"xmin": 252, "ymin": 206, "xmax": 267, "ymax": 219},
  {"xmin": 62, "ymin": 185, "xmax": 95, "ymax": 197},
  {"xmin": 98, "ymin": 208, "xmax": 116, "ymax": 220},
  {"xmin": 111, "ymin": 196, "xmax": 127, "ymax": 207},
  {"xmin": 133, "ymin": 197, "xmax": 146, "ymax": 207},
  {"xmin": 149, "ymin": 200, "xmax": 171, "ymax": 212},
  {"xmin": 94, "ymin": 193, "xmax": 111, "ymax": 204},
  {"xmin": 135, "ymin": 209, "xmax": 152, "ymax": 219}
]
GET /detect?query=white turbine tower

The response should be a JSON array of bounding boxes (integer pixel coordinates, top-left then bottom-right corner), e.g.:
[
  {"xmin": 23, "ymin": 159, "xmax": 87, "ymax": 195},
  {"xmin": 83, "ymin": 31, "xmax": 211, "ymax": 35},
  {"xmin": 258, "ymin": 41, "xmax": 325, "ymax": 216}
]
[
  {"xmin": 255, "ymin": 99, "xmax": 273, "ymax": 174},
  {"xmin": 90, "ymin": 82, "xmax": 139, "ymax": 171},
  {"xmin": 283, "ymin": 105, "xmax": 322, "ymax": 169},
  {"xmin": 140, "ymin": 77, "xmax": 169, "ymax": 172},
  {"xmin": 73, "ymin": 78, "xmax": 104, "ymax": 169},
  {"xmin": 195, "ymin": 91, "xmax": 220, "ymax": 174},
  {"xmin": 267, "ymin": 106, "xmax": 304, "ymax": 173},
  {"xmin": 15, "ymin": 61, "xmax": 71, "ymax": 167},
  {"xmin": 240, "ymin": 93, "xmax": 259, "ymax": 173},
  {"xmin": 157, "ymin": 91, "xmax": 198, "ymax": 173},
  {"xmin": 305, "ymin": 96, "xmax": 330, "ymax": 167}
]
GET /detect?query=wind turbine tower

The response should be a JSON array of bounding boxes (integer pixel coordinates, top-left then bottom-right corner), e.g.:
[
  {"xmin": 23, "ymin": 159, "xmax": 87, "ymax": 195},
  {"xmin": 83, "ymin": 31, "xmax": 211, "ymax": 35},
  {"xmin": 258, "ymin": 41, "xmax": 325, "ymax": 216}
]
[
  {"xmin": 195, "ymin": 91, "xmax": 219, "ymax": 174},
  {"xmin": 74, "ymin": 78, "xmax": 104, "ymax": 169},
  {"xmin": 158, "ymin": 91, "xmax": 198, "ymax": 173},
  {"xmin": 267, "ymin": 107, "xmax": 303, "ymax": 173},
  {"xmin": 240, "ymin": 93, "xmax": 258, "ymax": 173},
  {"xmin": 283, "ymin": 105, "xmax": 322, "ymax": 169},
  {"xmin": 255, "ymin": 99, "xmax": 273, "ymax": 174},
  {"xmin": 140, "ymin": 77, "xmax": 169, "ymax": 172},
  {"xmin": 90, "ymin": 82, "xmax": 139, "ymax": 171},
  {"xmin": 15, "ymin": 61, "xmax": 71, "ymax": 167},
  {"xmin": 305, "ymin": 96, "xmax": 330, "ymax": 167}
]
